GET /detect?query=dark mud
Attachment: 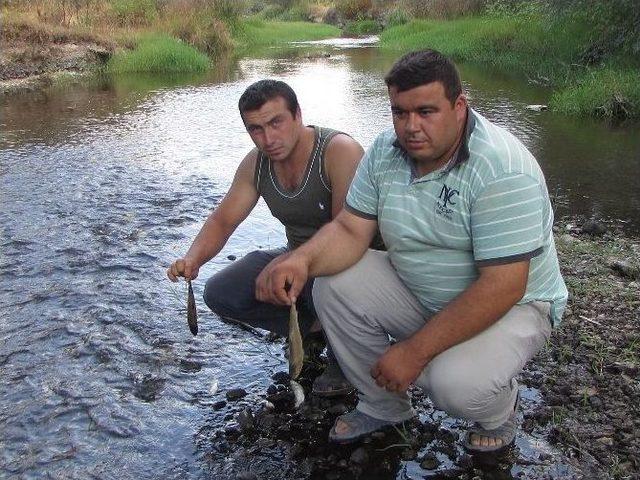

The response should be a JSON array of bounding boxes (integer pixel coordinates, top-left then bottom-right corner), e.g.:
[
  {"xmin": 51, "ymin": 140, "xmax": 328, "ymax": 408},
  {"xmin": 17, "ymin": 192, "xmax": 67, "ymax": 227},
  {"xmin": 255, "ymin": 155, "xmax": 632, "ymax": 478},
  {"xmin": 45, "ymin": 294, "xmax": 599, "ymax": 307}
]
[{"xmin": 205, "ymin": 218, "xmax": 640, "ymax": 480}]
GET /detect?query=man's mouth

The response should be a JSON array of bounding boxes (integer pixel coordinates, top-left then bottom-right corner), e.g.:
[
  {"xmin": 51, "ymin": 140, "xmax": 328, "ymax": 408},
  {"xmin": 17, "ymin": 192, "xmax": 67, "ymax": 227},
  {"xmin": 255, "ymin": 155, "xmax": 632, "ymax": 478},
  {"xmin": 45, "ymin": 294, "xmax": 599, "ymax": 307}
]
[{"xmin": 405, "ymin": 139, "xmax": 427, "ymax": 149}]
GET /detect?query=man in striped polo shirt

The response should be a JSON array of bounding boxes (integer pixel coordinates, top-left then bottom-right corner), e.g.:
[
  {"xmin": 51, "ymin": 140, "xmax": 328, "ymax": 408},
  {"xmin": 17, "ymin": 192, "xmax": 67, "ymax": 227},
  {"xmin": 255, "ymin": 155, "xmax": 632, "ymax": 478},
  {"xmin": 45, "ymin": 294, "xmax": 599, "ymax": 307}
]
[{"xmin": 257, "ymin": 50, "xmax": 568, "ymax": 452}]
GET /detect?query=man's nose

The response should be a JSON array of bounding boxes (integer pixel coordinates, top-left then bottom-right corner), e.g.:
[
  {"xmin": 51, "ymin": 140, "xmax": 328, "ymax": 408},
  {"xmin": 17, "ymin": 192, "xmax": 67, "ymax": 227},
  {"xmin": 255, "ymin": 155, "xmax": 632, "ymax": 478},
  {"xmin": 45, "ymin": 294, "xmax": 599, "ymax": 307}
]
[
  {"xmin": 264, "ymin": 126, "xmax": 275, "ymax": 146},
  {"xmin": 406, "ymin": 112, "xmax": 420, "ymax": 132}
]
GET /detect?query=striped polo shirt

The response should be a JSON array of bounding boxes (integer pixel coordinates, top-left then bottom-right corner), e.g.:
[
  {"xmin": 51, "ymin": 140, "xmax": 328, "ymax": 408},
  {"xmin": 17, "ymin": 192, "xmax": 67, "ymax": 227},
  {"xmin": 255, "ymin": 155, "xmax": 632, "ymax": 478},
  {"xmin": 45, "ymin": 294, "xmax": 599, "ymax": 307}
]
[{"xmin": 346, "ymin": 108, "xmax": 568, "ymax": 325}]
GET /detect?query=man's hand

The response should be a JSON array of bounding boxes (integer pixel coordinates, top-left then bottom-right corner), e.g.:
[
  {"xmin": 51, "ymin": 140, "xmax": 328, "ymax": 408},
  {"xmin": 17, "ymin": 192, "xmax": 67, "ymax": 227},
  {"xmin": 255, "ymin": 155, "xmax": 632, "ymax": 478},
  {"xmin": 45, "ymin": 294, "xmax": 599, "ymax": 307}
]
[
  {"xmin": 255, "ymin": 252, "xmax": 309, "ymax": 306},
  {"xmin": 370, "ymin": 339, "xmax": 429, "ymax": 394},
  {"xmin": 167, "ymin": 257, "xmax": 200, "ymax": 282}
]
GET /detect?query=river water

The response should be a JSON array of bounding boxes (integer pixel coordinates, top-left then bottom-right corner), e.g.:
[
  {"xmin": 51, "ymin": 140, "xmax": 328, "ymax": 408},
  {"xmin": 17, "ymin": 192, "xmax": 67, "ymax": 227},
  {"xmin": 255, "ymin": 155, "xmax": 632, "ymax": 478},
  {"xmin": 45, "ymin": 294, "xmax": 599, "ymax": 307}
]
[{"xmin": 1, "ymin": 38, "xmax": 638, "ymax": 479}]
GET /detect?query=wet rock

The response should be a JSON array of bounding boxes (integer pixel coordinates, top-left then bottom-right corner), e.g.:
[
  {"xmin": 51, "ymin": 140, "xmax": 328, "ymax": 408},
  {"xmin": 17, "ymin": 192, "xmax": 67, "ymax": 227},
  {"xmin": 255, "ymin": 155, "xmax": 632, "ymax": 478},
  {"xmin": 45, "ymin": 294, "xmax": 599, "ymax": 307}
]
[
  {"xmin": 581, "ymin": 219, "xmax": 607, "ymax": 236},
  {"xmin": 420, "ymin": 452, "xmax": 440, "ymax": 470},
  {"xmin": 226, "ymin": 388, "xmax": 248, "ymax": 401},
  {"xmin": 538, "ymin": 452, "xmax": 553, "ymax": 462},
  {"xmin": 227, "ymin": 255, "xmax": 237, "ymax": 261},
  {"xmin": 266, "ymin": 391, "xmax": 295, "ymax": 412},
  {"xmin": 213, "ymin": 400, "xmax": 227, "ymax": 410},
  {"xmin": 237, "ymin": 409, "xmax": 254, "ymax": 432},
  {"xmin": 609, "ymin": 260, "xmax": 640, "ymax": 280},
  {"xmin": 272, "ymin": 371, "xmax": 290, "ymax": 385},
  {"xmin": 401, "ymin": 448, "xmax": 417, "ymax": 461},
  {"xmin": 267, "ymin": 384, "xmax": 278, "ymax": 395},
  {"xmin": 350, "ymin": 447, "xmax": 368, "ymax": 465}
]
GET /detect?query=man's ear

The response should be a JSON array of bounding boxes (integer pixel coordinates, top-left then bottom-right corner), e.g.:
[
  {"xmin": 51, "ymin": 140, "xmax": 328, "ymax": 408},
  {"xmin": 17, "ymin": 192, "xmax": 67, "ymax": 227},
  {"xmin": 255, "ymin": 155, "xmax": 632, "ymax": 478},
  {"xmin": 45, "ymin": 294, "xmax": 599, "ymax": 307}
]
[{"xmin": 455, "ymin": 94, "xmax": 468, "ymax": 119}]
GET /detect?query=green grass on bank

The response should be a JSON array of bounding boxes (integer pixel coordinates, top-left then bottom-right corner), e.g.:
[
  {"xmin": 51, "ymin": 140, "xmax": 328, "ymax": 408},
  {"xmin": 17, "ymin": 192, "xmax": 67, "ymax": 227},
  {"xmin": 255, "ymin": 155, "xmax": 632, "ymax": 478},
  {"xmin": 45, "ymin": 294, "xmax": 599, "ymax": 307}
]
[
  {"xmin": 234, "ymin": 19, "xmax": 340, "ymax": 48},
  {"xmin": 106, "ymin": 34, "xmax": 210, "ymax": 73},
  {"xmin": 380, "ymin": 17, "xmax": 640, "ymax": 120}
]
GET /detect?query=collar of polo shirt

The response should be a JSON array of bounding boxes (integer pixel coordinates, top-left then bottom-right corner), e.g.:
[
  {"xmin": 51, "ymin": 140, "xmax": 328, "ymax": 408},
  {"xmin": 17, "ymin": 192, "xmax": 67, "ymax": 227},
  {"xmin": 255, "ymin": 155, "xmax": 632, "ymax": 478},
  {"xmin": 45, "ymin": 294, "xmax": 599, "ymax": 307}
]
[{"xmin": 392, "ymin": 106, "xmax": 477, "ymax": 175}]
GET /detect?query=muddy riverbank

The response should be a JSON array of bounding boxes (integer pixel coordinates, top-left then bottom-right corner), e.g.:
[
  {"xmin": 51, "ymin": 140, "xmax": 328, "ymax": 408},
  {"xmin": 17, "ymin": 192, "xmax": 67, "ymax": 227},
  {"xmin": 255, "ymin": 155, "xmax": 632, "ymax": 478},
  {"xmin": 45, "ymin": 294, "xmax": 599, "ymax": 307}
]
[
  {"xmin": 0, "ymin": 20, "xmax": 113, "ymax": 95},
  {"xmin": 208, "ymin": 218, "xmax": 640, "ymax": 480}
]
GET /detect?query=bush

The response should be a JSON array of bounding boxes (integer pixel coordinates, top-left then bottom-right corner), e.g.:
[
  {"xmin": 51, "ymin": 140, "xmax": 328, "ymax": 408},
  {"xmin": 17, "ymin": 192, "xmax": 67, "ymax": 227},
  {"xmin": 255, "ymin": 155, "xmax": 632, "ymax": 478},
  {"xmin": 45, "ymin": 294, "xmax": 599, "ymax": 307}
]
[
  {"xmin": 334, "ymin": 0, "xmax": 373, "ymax": 20},
  {"xmin": 107, "ymin": 34, "xmax": 209, "ymax": 73},
  {"xmin": 385, "ymin": 8, "xmax": 410, "ymax": 28},
  {"xmin": 111, "ymin": 0, "xmax": 158, "ymax": 26},
  {"xmin": 343, "ymin": 19, "xmax": 381, "ymax": 35},
  {"xmin": 401, "ymin": 0, "xmax": 485, "ymax": 19}
]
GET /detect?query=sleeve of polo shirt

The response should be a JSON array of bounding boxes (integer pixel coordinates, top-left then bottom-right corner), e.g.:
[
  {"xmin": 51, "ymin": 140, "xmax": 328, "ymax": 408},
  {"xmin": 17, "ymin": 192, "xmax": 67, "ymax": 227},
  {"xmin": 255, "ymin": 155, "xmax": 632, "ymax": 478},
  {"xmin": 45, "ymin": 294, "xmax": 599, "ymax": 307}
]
[
  {"xmin": 344, "ymin": 142, "xmax": 379, "ymax": 220},
  {"xmin": 471, "ymin": 173, "xmax": 545, "ymax": 265}
]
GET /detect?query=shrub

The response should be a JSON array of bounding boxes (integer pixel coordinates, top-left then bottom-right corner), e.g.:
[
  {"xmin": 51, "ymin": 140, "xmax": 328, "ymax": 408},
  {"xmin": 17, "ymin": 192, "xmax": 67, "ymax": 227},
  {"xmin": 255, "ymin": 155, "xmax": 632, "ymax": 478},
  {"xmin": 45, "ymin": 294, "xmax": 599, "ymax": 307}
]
[{"xmin": 107, "ymin": 34, "xmax": 209, "ymax": 73}]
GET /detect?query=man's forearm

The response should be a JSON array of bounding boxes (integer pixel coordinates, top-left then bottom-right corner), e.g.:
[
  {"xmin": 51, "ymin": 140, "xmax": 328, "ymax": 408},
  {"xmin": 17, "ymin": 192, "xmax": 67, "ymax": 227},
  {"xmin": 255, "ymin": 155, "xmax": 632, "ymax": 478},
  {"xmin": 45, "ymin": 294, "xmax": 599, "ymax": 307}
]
[
  {"xmin": 296, "ymin": 214, "xmax": 372, "ymax": 277},
  {"xmin": 407, "ymin": 263, "xmax": 528, "ymax": 365},
  {"xmin": 185, "ymin": 215, "xmax": 234, "ymax": 268}
]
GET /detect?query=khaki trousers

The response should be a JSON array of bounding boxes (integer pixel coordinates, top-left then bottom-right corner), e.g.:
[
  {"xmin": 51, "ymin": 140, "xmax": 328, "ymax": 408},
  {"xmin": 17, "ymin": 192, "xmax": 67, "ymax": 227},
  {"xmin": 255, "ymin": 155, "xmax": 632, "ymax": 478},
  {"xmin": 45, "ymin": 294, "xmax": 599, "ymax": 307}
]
[{"xmin": 313, "ymin": 250, "xmax": 552, "ymax": 429}]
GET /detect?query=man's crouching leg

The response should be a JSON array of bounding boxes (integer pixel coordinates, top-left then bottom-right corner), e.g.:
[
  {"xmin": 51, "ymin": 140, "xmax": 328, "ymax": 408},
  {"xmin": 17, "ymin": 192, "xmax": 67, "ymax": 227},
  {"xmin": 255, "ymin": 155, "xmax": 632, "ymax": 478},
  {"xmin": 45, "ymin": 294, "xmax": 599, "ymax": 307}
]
[
  {"xmin": 313, "ymin": 250, "xmax": 428, "ymax": 443},
  {"xmin": 415, "ymin": 301, "xmax": 552, "ymax": 452}
]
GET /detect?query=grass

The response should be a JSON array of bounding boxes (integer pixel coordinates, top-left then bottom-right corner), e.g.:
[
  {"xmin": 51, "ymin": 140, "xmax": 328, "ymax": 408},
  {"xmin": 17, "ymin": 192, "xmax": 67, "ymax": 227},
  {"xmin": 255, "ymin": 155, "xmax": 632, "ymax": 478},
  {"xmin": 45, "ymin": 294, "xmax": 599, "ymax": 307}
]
[
  {"xmin": 343, "ymin": 19, "xmax": 382, "ymax": 36},
  {"xmin": 106, "ymin": 34, "xmax": 210, "ymax": 74},
  {"xmin": 379, "ymin": 15, "xmax": 640, "ymax": 120},
  {"xmin": 234, "ymin": 18, "xmax": 340, "ymax": 49}
]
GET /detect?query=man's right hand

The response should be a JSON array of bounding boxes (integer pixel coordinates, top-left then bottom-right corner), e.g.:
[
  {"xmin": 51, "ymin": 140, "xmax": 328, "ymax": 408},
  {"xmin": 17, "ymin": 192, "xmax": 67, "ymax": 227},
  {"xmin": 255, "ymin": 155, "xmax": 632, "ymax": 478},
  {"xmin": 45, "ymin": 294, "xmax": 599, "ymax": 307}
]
[
  {"xmin": 167, "ymin": 257, "xmax": 200, "ymax": 282},
  {"xmin": 255, "ymin": 252, "xmax": 309, "ymax": 306}
]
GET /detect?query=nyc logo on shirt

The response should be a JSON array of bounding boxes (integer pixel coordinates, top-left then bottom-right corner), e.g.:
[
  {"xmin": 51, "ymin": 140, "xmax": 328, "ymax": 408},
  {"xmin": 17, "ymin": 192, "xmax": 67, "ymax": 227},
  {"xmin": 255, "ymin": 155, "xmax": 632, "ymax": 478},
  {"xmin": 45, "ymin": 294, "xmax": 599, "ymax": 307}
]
[{"xmin": 436, "ymin": 184, "xmax": 459, "ymax": 220}]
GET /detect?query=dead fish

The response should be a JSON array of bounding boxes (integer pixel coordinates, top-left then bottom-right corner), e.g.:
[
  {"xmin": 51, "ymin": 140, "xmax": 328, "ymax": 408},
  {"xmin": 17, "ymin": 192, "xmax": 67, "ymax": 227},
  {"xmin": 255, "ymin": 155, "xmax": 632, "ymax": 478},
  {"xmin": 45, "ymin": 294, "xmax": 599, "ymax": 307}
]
[
  {"xmin": 288, "ymin": 302, "xmax": 304, "ymax": 380},
  {"xmin": 187, "ymin": 279, "xmax": 198, "ymax": 336},
  {"xmin": 290, "ymin": 380, "xmax": 305, "ymax": 409}
]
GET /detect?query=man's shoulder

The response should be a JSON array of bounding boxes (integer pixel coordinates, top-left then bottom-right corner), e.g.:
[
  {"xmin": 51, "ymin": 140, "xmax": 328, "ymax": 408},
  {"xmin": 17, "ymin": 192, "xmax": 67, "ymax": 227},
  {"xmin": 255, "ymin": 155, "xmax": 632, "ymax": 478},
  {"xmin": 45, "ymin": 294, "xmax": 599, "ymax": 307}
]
[{"xmin": 467, "ymin": 110, "xmax": 541, "ymax": 181}]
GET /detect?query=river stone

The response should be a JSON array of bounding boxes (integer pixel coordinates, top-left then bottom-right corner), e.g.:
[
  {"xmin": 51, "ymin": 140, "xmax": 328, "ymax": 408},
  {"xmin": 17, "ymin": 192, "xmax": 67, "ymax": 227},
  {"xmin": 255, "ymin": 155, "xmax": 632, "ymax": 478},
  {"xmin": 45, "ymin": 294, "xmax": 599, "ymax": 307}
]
[
  {"xmin": 237, "ymin": 408, "xmax": 254, "ymax": 432},
  {"xmin": 213, "ymin": 400, "xmax": 227, "ymax": 410},
  {"xmin": 609, "ymin": 259, "xmax": 640, "ymax": 280},
  {"xmin": 420, "ymin": 452, "xmax": 440, "ymax": 470},
  {"xmin": 349, "ymin": 447, "xmax": 368, "ymax": 465},
  {"xmin": 226, "ymin": 388, "xmax": 248, "ymax": 401},
  {"xmin": 272, "ymin": 371, "xmax": 290, "ymax": 385},
  {"xmin": 581, "ymin": 219, "xmax": 607, "ymax": 235},
  {"xmin": 227, "ymin": 255, "xmax": 237, "ymax": 261}
]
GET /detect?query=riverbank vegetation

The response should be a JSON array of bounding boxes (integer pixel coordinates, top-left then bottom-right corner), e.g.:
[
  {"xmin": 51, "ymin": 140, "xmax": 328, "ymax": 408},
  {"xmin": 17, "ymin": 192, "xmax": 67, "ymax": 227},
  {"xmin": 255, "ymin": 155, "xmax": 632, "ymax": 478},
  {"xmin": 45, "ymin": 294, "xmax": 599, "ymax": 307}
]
[
  {"xmin": 0, "ymin": 0, "xmax": 338, "ymax": 76},
  {"xmin": 378, "ymin": 0, "xmax": 640, "ymax": 120}
]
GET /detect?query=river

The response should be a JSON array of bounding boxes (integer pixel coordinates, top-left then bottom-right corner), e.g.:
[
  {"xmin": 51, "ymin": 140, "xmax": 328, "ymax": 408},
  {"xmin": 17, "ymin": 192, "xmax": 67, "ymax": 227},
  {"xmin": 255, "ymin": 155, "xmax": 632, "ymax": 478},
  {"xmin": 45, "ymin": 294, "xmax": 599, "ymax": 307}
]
[{"xmin": 1, "ymin": 37, "xmax": 638, "ymax": 479}]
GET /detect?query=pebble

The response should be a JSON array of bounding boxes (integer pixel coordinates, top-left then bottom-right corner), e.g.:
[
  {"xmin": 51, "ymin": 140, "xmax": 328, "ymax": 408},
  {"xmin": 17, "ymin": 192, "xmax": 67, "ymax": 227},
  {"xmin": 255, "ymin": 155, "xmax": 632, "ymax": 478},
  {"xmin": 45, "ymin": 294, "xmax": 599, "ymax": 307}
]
[
  {"xmin": 581, "ymin": 219, "xmax": 607, "ymax": 236},
  {"xmin": 350, "ymin": 447, "xmax": 368, "ymax": 464},
  {"xmin": 213, "ymin": 400, "xmax": 226, "ymax": 410},
  {"xmin": 227, "ymin": 255, "xmax": 237, "ymax": 261},
  {"xmin": 237, "ymin": 409, "xmax": 254, "ymax": 432},
  {"xmin": 226, "ymin": 388, "xmax": 248, "ymax": 401},
  {"xmin": 420, "ymin": 452, "xmax": 440, "ymax": 470}
]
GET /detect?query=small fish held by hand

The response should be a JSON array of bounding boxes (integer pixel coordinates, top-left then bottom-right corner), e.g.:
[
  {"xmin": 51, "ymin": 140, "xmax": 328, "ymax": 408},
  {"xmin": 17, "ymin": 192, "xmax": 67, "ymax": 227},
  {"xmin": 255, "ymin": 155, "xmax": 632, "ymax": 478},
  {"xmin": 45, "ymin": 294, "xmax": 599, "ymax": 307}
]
[
  {"xmin": 288, "ymin": 302, "xmax": 305, "ymax": 408},
  {"xmin": 288, "ymin": 302, "xmax": 304, "ymax": 379},
  {"xmin": 187, "ymin": 279, "xmax": 198, "ymax": 336}
]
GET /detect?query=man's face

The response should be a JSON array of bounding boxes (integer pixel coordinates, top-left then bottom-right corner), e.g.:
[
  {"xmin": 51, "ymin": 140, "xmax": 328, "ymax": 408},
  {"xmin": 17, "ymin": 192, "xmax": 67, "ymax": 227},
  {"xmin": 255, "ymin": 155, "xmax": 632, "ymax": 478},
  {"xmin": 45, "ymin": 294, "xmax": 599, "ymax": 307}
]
[
  {"xmin": 242, "ymin": 96, "xmax": 302, "ymax": 162},
  {"xmin": 389, "ymin": 82, "xmax": 467, "ymax": 165}
]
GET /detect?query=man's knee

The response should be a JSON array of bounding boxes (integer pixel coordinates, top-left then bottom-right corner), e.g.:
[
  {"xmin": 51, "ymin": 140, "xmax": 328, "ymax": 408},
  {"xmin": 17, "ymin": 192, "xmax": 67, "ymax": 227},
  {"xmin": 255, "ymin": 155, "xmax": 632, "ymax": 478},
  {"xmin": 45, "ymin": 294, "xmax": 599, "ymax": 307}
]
[
  {"xmin": 203, "ymin": 271, "xmax": 246, "ymax": 317},
  {"xmin": 424, "ymin": 362, "xmax": 501, "ymax": 420}
]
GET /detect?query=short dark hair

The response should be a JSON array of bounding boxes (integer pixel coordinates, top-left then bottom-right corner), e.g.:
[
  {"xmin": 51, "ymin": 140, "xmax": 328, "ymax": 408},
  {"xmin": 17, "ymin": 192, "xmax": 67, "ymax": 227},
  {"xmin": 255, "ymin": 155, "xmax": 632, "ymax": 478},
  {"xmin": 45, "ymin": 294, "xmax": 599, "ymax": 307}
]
[
  {"xmin": 238, "ymin": 79, "xmax": 299, "ymax": 119},
  {"xmin": 384, "ymin": 50, "xmax": 462, "ymax": 105}
]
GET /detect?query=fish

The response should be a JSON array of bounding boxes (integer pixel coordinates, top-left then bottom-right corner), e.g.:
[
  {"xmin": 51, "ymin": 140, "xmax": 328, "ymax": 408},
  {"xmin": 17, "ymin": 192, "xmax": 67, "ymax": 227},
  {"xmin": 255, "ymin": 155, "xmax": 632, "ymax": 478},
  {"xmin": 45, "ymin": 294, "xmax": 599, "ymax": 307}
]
[
  {"xmin": 288, "ymin": 302, "xmax": 304, "ymax": 380},
  {"xmin": 187, "ymin": 279, "xmax": 198, "ymax": 336}
]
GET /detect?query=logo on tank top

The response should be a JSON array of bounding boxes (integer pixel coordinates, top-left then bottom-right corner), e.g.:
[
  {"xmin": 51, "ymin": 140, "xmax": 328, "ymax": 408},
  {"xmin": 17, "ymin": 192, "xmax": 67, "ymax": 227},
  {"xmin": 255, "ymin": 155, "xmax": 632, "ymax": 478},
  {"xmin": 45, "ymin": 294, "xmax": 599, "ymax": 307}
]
[{"xmin": 318, "ymin": 202, "xmax": 325, "ymax": 210}]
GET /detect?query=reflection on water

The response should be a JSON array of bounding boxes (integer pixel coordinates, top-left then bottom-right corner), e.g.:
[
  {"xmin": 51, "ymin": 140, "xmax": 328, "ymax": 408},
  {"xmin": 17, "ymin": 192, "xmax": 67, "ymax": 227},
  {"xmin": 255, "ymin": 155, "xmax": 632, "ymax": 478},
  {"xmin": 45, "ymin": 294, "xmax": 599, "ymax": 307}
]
[{"xmin": 1, "ymin": 41, "xmax": 638, "ymax": 479}]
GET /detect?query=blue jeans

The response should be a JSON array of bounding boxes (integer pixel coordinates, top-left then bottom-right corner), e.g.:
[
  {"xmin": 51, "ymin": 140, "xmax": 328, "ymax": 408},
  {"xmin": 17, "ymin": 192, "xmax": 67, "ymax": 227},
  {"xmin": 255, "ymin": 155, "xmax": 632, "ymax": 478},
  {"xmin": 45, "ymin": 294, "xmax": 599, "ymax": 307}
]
[{"xmin": 203, "ymin": 248, "xmax": 317, "ymax": 337}]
